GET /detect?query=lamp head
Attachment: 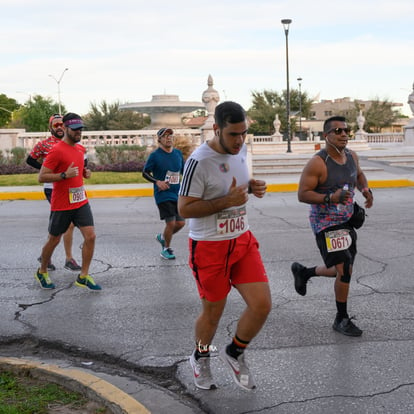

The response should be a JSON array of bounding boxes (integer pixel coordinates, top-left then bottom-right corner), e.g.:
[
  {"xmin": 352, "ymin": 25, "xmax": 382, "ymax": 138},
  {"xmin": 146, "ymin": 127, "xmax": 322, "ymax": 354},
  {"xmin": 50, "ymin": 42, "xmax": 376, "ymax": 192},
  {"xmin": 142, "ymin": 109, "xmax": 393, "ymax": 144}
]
[{"xmin": 281, "ymin": 19, "xmax": 292, "ymax": 33}]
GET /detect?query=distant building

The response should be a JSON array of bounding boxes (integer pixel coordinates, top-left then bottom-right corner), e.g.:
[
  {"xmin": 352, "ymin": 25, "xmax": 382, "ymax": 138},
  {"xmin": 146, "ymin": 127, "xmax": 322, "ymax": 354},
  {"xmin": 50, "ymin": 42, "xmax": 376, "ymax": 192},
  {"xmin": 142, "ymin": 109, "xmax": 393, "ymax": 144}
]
[
  {"xmin": 300, "ymin": 97, "xmax": 406, "ymax": 137},
  {"xmin": 309, "ymin": 97, "xmax": 403, "ymax": 120}
]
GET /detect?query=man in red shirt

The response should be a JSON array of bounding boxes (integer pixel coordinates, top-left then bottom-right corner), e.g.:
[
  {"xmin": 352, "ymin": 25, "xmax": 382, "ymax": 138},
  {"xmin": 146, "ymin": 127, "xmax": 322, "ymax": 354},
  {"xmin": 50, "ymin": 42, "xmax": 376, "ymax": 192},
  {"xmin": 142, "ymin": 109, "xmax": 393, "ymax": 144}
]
[
  {"xmin": 36, "ymin": 113, "xmax": 101, "ymax": 291},
  {"xmin": 27, "ymin": 114, "xmax": 81, "ymax": 272}
]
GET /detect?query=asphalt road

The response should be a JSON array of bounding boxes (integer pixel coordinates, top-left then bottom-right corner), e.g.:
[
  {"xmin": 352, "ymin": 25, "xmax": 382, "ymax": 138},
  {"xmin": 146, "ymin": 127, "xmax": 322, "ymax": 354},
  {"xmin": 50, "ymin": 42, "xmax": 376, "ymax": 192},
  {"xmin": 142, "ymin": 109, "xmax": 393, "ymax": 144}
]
[{"xmin": 1, "ymin": 189, "xmax": 413, "ymax": 413}]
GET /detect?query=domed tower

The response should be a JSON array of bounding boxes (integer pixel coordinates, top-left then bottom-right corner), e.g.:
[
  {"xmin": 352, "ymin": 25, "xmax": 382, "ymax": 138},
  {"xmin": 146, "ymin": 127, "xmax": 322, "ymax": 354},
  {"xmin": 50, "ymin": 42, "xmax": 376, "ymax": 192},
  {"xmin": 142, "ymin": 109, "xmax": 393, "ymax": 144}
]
[{"xmin": 201, "ymin": 74, "xmax": 220, "ymax": 142}]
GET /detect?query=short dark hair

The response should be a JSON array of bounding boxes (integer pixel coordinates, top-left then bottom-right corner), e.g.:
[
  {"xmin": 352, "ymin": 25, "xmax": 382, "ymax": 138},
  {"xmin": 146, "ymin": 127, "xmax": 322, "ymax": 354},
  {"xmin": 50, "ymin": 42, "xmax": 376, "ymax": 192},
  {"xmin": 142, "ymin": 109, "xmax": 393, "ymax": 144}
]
[
  {"xmin": 323, "ymin": 115, "xmax": 347, "ymax": 133},
  {"xmin": 214, "ymin": 101, "xmax": 246, "ymax": 129}
]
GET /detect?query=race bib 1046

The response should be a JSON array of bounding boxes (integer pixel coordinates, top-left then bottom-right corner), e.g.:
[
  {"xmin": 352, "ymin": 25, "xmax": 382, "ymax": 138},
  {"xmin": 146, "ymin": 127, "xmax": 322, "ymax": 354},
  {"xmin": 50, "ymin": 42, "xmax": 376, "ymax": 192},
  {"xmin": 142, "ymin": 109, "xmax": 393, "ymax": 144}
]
[
  {"xmin": 325, "ymin": 229, "xmax": 352, "ymax": 252},
  {"xmin": 216, "ymin": 207, "xmax": 248, "ymax": 236}
]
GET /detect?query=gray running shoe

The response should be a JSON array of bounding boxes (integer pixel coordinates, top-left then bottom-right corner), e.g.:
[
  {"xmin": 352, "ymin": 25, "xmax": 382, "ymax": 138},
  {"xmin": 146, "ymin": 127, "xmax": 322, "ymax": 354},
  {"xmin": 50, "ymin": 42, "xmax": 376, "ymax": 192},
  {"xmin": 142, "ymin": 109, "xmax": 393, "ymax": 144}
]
[
  {"xmin": 64, "ymin": 258, "xmax": 81, "ymax": 271},
  {"xmin": 189, "ymin": 351, "xmax": 217, "ymax": 390},
  {"xmin": 219, "ymin": 348, "xmax": 256, "ymax": 391}
]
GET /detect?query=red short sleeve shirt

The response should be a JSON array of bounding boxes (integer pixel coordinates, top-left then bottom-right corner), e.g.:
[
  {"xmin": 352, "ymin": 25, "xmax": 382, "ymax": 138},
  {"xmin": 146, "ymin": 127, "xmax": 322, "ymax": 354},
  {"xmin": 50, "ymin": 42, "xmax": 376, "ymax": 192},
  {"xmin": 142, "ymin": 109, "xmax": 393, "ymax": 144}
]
[{"xmin": 43, "ymin": 141, "xmax": 88, "ymax": 211}]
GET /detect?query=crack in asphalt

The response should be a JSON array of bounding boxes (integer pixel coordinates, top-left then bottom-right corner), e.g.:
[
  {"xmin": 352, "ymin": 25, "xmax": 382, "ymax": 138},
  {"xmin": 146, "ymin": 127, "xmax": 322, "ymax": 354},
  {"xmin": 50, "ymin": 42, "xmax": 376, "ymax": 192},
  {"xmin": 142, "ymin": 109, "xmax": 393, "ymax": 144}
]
[{"xmin": 240, "ymin": 382, "xmax": 414, "ymax": 413}]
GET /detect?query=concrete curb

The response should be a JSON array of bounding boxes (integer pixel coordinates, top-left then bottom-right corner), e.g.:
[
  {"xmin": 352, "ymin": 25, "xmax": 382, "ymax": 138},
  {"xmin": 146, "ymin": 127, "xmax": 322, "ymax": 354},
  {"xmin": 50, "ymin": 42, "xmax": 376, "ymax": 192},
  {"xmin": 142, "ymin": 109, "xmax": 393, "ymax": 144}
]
[
  {"xmin": 0, "ymin": 357, "xmax": 151, "ymax": 414},
  {"xmin": 0, "ymin": 178, "xmax": 413, "ymax": 201}
]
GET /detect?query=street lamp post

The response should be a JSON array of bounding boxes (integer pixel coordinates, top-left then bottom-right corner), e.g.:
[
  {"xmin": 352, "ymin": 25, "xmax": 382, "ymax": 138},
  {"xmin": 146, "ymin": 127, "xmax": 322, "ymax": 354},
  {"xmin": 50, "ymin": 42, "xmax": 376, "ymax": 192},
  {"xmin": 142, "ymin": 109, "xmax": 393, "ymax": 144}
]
[
  {"xmin": 49, "ymin": 68, "xmax": 69, "ymax": 115},
  {"xmin": 297, "ymin": 77, "xmax": 302, "ymax": 139},
  {"xmin": 0, "ymin": 106, "xmax": 14, "ymax": 122},
  {"xmin": 281, "ymin": 19, "xmax": 292, "ymax": 152}
]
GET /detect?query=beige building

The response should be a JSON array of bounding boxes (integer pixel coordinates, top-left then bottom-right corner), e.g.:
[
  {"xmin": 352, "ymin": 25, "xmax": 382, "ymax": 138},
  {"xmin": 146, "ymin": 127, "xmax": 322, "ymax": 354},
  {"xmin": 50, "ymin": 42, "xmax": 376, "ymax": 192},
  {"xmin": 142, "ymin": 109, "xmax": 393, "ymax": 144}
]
[
  {"xmin": 309, "ymin": 97, "xmax": 374, "ymax": 120},
  {"xmin": 301, "ymin": 97, "xmax": 406, "ymax": 136}
]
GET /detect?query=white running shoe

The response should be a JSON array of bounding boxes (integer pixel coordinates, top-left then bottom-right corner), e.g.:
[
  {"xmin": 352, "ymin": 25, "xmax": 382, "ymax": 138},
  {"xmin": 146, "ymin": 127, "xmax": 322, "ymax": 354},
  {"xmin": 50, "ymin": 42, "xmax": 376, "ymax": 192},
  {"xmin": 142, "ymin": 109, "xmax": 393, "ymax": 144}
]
[
  {"xmin": 189, "ymin": 351, "xmax": 217, "ymax": 390},
  {"xmin": 219, "ymin": 348, "xmax": 256, "ymax": 391}
]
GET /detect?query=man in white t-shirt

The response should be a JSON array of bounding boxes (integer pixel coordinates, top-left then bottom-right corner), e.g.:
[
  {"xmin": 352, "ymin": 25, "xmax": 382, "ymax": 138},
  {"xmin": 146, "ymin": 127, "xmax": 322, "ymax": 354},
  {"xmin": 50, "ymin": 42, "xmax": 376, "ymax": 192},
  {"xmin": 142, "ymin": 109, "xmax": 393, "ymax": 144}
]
[{"xmin": 178, "ymin": 101, "xmax": 271, "ymax": 391}]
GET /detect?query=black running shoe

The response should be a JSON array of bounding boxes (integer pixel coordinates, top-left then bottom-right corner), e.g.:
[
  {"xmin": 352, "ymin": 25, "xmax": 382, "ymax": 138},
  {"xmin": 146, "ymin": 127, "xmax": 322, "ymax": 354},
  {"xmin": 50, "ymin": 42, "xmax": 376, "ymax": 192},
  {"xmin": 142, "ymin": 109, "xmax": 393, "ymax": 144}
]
[
  {"xmin": 332, "ymin": 317, "xmax": 363, "ymax": 337},
  {"xmin": 291, "ymin": 262, "xmax": 307, "ymax": 296},
  {"xmin": 38, "ymin": 256, "xmax": 56, "ymax": 271}
]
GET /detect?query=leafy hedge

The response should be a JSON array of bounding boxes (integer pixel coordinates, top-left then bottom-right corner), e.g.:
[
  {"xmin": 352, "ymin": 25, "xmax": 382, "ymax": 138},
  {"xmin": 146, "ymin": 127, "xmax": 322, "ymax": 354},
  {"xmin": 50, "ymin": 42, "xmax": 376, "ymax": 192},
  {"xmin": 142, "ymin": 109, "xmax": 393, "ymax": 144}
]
[
  {"xmin": 88, "ymin": 161, "xmax": 145, "ymax": 172},
  {"xmin": 0, "ymin": 135, "xmax": 195, "ymax": 175},
  {"xmin": 0, "ymin": 164, "xmax": 38, "ymax": 175}
]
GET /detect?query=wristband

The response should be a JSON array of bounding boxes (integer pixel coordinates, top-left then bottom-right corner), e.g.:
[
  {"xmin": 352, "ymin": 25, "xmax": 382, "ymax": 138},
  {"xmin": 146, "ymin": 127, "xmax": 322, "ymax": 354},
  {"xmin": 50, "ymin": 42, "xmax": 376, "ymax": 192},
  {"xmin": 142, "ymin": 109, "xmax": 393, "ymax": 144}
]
[{"xmin": 362, "ymin": 187, "xmax": 372, "ymax": 195}]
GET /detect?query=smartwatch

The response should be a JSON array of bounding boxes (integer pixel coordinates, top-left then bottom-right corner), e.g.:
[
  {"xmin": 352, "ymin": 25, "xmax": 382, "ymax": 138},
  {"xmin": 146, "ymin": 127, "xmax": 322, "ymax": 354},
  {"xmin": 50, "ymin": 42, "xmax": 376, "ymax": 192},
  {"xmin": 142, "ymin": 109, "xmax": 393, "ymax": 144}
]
[
  {"xmin": 323, "ymin": 194, "xmax": 330, "ymax": 204},
  {"xmin": 60, "ymin": 172, "xmax": 67, "ymax": 180}
]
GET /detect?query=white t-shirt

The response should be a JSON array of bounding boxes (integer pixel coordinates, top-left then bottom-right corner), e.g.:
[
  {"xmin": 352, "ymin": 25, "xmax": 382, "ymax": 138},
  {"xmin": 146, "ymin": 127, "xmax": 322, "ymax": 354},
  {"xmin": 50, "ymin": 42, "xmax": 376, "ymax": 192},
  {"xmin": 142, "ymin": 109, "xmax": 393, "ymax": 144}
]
[{"xmin": 179, "ymin": 142, "xmax": 250, "ymax": 241}]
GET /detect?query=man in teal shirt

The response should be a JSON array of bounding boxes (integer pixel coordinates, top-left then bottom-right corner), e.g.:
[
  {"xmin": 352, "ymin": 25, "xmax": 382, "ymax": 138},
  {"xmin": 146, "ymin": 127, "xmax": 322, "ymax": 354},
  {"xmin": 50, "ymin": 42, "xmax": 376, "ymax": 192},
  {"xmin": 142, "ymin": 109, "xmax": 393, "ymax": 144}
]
[{"xmin": 142, "ymin": 128, "xmax": 185, "ymax": 260}]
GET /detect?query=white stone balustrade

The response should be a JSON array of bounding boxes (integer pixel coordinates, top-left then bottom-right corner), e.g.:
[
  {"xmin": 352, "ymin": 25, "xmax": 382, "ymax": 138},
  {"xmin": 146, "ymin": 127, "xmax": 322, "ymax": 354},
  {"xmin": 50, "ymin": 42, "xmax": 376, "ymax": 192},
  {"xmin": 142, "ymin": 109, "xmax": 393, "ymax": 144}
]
[
  {"xmin": 0, "ymin": 128, "xmax": 405, "ymax": 159},
  {"xmin": 8, "ymin": 129, "xmax": 201, "ymax": 161},
  {"xmin": 365, "ymin": 133, "xmax": 404, "ymax": 143}
]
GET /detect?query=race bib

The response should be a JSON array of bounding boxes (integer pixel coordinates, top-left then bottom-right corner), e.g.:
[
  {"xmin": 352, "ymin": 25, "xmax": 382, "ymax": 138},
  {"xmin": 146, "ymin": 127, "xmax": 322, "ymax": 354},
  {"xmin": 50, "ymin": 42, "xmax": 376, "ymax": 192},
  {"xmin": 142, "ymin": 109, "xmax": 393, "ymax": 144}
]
[
  {"xmin": 69, "ymin": 186, "xmax": 86, "ymax": 204},
  {"xmin": 165, "ymin": 171, "xmax": 180, "ymax": 185},
  {"xmin": 325, "ymin": 229, "xmax": 352, "ymax": 252},
  {"xmin": 216, "ymin": 207, "xmax": 247, "ymax": 236}
]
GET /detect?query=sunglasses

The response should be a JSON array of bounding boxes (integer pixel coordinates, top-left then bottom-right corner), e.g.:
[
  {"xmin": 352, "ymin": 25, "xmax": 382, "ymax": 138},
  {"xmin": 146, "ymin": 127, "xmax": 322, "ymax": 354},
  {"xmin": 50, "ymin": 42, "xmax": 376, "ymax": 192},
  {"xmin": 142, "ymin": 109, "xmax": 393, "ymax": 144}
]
[
  {"xmin": 328, "ymin": 127, "xmax": 351, "ymax": 135},
  {"xmin": 52, "ymin": 122, "xmax": 63, "ymax": 128}
]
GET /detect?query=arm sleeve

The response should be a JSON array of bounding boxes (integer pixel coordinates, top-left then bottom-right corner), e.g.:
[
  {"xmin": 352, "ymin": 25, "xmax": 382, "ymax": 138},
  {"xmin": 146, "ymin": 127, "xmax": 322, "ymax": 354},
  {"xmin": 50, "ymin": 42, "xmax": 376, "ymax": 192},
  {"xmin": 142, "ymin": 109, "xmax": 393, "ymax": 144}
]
[
  {"xmin": 142, "ymin": 170, "xmax": 157, "ymax": 184},
  {"xmin": 26, "ymin": 155, "xmax": 42, "ymax": 170},
  {"xmin": 142, "ymin": 152, "xmax": 157, "ymax": 183}
]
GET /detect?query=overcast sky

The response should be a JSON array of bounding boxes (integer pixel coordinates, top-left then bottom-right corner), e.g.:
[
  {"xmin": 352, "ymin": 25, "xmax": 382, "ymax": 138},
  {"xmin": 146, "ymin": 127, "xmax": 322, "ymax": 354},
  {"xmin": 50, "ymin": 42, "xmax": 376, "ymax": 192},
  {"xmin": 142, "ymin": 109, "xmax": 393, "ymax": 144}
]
[{"xmin": 1, "ymin": 0, "xmax": 413, "ymax": 118}]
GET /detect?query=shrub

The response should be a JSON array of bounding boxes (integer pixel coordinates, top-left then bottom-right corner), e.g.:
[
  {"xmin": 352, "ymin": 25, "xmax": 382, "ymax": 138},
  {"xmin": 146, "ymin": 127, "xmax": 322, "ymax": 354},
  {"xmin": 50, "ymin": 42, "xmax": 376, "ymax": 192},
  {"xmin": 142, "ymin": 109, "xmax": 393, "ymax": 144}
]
[
  {"xmin": 95, "ymin": 145, "xmax": 147, "ymax": 164},
  {"xmin": 0, "ymin": 164, "xmax": 37, "ymax": 175},
  {"xmin": 172, "ymin": 135, "xmax": 196, "ymax": 161},
  {"xmin": 10, "ymin": 147, "xmax": 27, "ymax": 165},
  {"xmin": 88, "ymin": 160, "xmax": 145, "ymax": 172}
]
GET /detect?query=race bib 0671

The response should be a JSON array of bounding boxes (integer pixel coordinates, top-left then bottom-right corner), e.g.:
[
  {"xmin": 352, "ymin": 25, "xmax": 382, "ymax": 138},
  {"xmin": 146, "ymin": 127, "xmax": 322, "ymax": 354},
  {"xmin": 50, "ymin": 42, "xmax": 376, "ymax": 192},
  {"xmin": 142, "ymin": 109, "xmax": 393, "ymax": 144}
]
[{"xmin": 325, "ymin": 229, "xmax": 352, "ymax": 252}]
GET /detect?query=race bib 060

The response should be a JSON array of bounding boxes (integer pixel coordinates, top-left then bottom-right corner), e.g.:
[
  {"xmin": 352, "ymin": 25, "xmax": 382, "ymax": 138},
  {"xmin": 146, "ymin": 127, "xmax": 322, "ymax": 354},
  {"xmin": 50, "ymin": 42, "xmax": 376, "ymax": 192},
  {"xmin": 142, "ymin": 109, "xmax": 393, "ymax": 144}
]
[
  {"xmin": 325, "ymin": 229, "xmax": 352, "ymax": 252},
  {"xmin": 216, "ymin": 207, "xmax": 248, "ymax": 236},
  {"xmin": 165, "ymin": 171, "xmax": 180, "ymax": 185},
  {"xmin": 69, "ymin": 186, "xmax": 86, "ymax": 204}
]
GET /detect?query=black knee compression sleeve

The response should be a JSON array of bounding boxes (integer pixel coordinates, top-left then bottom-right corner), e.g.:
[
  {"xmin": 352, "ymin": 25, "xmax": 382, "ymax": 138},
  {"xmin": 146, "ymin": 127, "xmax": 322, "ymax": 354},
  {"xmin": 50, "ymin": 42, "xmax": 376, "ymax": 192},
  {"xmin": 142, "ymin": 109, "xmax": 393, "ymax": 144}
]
[{"xmin": 340, "ymin": 258, "xmax": 351, "ymax": 283}]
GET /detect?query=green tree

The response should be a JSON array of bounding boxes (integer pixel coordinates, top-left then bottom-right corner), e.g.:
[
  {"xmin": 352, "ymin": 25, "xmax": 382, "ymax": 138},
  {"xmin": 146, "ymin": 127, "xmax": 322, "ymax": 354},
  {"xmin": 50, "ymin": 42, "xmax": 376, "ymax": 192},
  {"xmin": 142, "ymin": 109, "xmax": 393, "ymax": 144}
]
[
  {"xmin": 11, "ymin": 95, "xmax": 62, "ymax": 132},
  {"xmin": 355, "ymin": 99, "xmax": 400, "ymax": 133},
  {"xmin": 247, "ymin": 90, "xmax": 282, "ymax": 135},
  {"xmin": 247, "ymin": 89, "xmax": 312, "ymax": 136},
  {"xmin": 0, "ymin": 94, "xmax": 20, "ymax": 127},
  {"xmin": 83, "ymin": 100, "xmax": 150, "ymax": 130}
]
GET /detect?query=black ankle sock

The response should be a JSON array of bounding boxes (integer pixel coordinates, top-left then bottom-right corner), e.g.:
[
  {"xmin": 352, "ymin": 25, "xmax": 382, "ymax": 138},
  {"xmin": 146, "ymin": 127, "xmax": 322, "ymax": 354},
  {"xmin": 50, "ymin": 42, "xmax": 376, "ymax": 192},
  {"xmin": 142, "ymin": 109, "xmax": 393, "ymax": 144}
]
[
  {"xmin": 195, "ymin": 342, "xmax": 210, "ymax": 360},
  {"xmin": 226, "ymin": 335, "xmax": 250, "ymax": 359},
  {"xmin": 194, "ymin": 349, "xmax": 210, "ymax": 360},
  {"xmin": 304, "ymin": 266, "xmax": 316, "ymax": 280},
  {"xmin": 336, "ymin": 301, "xmax": 348, "ymax": 320}
]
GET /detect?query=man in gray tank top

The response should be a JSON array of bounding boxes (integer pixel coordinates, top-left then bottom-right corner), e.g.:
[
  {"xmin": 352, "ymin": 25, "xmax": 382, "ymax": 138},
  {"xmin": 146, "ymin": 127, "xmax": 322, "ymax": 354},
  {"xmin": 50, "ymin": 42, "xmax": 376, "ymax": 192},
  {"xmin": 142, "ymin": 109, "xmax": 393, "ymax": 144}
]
[{"xmin": 291, "ymin": 115, "xmax": 374, "ymax": 336}]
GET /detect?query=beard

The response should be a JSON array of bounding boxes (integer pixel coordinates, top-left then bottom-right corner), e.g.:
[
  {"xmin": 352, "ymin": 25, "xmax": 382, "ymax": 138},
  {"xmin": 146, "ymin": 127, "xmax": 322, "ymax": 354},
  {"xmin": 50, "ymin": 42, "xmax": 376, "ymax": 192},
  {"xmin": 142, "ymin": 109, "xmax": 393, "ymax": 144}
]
[
  {"xmin": 218, "ymin": 134, "xmax": 240, "ymax": 155},
  {"xmin": 52, "ymin": 129, "xmax": 64, "ymax": 139}
]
